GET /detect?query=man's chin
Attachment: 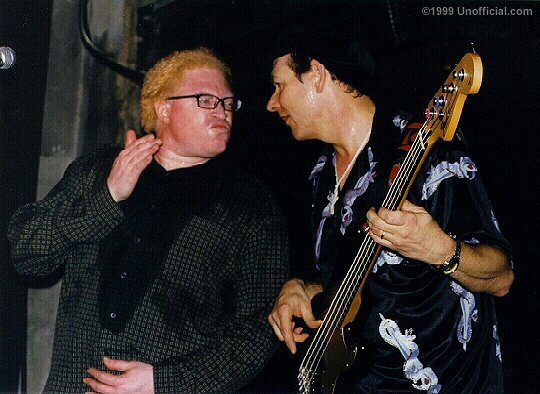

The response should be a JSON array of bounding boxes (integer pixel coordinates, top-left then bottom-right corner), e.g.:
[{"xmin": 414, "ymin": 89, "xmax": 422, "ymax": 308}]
[
  {"xmin": 209, "ymin": 142, "xmax": 228, "ymax": 157},
  {"xmin": 290, "ymin": 128, "xmax": 308, "ymax": 141}
]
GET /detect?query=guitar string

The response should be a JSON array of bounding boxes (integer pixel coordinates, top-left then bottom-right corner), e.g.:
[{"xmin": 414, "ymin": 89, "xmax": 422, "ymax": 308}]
[
  {"xmin": 298, "ymin": 86, "xmax": 458, "ymax": 381},
  {"xmin": 330, "ymin": 85, "xmax": 460, "ymax": 322},
  {"xmin": 383, "ymin": 86, "xmax": 460, "ymax": 208},
  {"xmin": 299, "ymin": 62, "xmax": 470, "ymax": 387},
  {"xmin": 298, "ymin": 108, "xmax": 449, "ymax": 378},
  {"xmin": 298, "ymin": 152, "xmax": 424, "ymax": 387},
  {"xmin": 320, "ymin": 108, "xmax": 448, "ymax": 353}
]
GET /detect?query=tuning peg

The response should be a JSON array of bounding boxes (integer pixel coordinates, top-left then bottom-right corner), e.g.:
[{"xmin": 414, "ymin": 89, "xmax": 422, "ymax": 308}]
[
  {"xmin": 434, "ymin": 96, "xmax": 445, "ymax": 107},
  {"xmin": 443, "ymin": 84, "xmax": 456, "ymax": 93},
  {"xmin": 453, "ymin": 69, "xmax": 465, "ymax": 81}
]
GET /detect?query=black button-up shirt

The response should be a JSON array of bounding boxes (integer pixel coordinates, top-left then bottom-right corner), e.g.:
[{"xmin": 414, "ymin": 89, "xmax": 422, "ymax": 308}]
[{"xmin": 99, "ymin": 157, "xmax": 225, "ymax": 334}]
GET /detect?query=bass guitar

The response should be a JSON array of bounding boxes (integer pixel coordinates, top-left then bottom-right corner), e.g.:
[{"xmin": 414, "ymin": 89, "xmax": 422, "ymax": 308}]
[{"xmin": 298, "ymin": 52, "xmax": 483, "ymax": 393}]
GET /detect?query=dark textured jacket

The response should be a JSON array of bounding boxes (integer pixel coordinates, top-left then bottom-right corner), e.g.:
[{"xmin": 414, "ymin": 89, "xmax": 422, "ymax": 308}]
[{"xmin": 9, "ymin": 147, "xmax": 289, "ymax": 393}]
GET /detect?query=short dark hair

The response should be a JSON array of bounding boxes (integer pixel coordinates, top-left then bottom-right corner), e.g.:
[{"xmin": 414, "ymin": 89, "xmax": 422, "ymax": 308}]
[
  {"xmin": 272, "ymin": 14, "xmax": 376, "ymax": 99},
  {"xmin": 287, "ymin": 50, "xmax": 368, "ymax": 98}
]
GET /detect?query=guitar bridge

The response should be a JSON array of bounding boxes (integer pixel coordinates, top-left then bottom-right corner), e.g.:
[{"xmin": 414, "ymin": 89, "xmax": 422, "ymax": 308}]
[{"xmin": 298, "ymin": 367, "xmax": 317, "ymax": 393}]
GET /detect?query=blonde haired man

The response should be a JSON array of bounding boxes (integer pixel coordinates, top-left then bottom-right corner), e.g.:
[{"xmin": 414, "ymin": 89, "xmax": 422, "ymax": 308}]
[{"xmin": 10, "ymin": 48, "xmax": 288, "ymax": 393}]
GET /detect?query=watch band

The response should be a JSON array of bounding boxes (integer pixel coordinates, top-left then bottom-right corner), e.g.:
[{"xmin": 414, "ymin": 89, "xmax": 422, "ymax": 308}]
[{"xmin": 439, "ymin": 240, "xmax": 462, "ymax": 275}]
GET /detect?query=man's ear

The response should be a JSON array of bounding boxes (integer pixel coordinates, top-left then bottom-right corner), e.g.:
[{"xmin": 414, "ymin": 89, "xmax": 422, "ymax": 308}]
[
  {"xmin": 154, "ymin": 99, "xmax": 171, "ymax": 124},
  {"xmin": 310, "ymin": 59, "xmax": 327, "ymax": 93}
]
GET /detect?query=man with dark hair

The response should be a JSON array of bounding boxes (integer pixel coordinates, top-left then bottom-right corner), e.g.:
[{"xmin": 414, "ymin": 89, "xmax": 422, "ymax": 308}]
[
  {"xmin": 266, "ymin": 32, "xmax": 513, "ymax": 392},
  {"xmin": 9, "ymin": 48, "xmax": 288, "ymax": 393}
]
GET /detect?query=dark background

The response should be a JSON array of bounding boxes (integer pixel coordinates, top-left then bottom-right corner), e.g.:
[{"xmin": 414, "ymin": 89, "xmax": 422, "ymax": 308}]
[
  {"xmin": 1, "ymin": 0, "xmax": 538, "ymax": 392},
  {"xmin": 0, "ymin": 1, "xmax": 53, "ymax": 391}
]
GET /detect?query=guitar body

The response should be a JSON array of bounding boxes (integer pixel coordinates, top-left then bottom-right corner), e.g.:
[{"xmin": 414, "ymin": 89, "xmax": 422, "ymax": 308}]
[
  {"xmin": 320, "ymin": 324, "xmax": 376, "ymax": 393},
  {"xmin": 320, "ymin": 329, "xmax": 356, "ymax": 393},
  {"xmin": 298, "ymin": 323, "xmax": 376, "ymax": 394},
  {"xmin": 304, "ymin": 291, "xmax": 377, "ymax": 393}
]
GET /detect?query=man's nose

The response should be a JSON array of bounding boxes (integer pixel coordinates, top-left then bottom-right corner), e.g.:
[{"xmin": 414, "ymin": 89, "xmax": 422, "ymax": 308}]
[
  {"xmin": 266, "ymin": 92, "xmax": 279, "ymax": 112},
  {"xmin": 212, "ymin": 103, "xmax": 227, "ymax": 117}
]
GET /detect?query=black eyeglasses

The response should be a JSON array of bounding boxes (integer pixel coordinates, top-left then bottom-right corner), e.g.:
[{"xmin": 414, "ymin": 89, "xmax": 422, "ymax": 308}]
[{"xmin": 166, "ymin": 93, "xmax": 242, "ymax": 112}]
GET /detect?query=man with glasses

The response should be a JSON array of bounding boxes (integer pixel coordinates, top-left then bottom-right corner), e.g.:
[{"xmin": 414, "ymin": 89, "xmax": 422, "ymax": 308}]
[{"xmin": 9, "ymin": 48, "xmax": 288, "ymax": 393}]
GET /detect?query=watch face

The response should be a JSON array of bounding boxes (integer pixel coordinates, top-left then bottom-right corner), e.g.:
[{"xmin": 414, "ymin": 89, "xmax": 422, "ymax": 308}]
[{"xmin": 441, "ymin": 241, "xmax": 461, "ymax": 274}]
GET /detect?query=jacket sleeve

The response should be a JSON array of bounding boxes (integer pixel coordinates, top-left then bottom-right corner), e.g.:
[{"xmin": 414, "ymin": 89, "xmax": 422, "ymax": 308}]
[
  {"xmin": 153, "ymin": 208, "xmax": 290, "ymax": 393},
  {"xmin": 8, "ymin": 150, "xmax": 125, "ymax": 277}
]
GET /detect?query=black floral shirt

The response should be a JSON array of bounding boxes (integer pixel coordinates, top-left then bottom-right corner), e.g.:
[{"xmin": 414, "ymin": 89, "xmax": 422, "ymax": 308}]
[{"xmin": 309, "ymin": 109, "xmax": 511, "ymax": 393}]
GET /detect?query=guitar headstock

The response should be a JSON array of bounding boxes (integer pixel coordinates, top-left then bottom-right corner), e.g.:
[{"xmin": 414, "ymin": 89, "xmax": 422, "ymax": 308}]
[{"xmin": 425, "ymin": 53, "xmax": 483, "ymax": 142}]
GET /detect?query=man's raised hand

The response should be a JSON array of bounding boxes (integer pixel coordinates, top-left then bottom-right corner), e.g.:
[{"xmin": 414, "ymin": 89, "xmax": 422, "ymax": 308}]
[{"xmin": 107, "ymin": 130, "xmax": 162, "ymax": 202}]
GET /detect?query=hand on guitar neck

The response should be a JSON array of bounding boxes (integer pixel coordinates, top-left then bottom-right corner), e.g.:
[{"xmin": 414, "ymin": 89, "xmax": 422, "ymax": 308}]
[
  {"xmin": 366, "ymin": 200, "xmax": 456, "ymax": 265},
  {"xmin": 367, "ymin": 200, "xmax": 512, "ymax": 296},
  {"xmin": 268, "ymin": 278, "xmax": 323, "ymax": 354}
]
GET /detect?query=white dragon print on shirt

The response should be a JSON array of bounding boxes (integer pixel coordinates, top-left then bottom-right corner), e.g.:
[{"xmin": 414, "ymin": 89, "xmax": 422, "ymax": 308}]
[
  {"xmin": 421, "ymin": 157, "xmax": 478, "ymax": 200},
  {"xmin": 379, "ymin": 314, "xmax": 442, "ymax": 393}
]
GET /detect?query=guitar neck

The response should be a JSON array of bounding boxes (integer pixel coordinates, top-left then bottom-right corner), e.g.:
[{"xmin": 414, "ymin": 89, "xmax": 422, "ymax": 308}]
[{"xmin": 341, "ymin": 125, "xmax": 435, "ymax": 325}]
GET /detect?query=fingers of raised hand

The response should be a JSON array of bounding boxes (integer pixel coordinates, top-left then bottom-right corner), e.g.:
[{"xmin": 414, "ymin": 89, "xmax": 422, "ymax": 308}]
[
  {"xmin": 120, "ymin": 147, "xmax": 155, "ymax": 173},
  {"xmin": 114, "ymin": 138, "xmax": 162, "ymax": 177},
  {"xmin": 124, "ymin": 130, "xmax": 155, "ymax": 147},
  {"xmin": 121, "ymin": 137, "xmax": 161, "ymax": 161},
  {"xmin": 125, "ymin": 129, "xmax": 138, "ymax": 145},
  {"xmin": 108, "ymin": 141, "xmax": 159, "ymax": 202}
]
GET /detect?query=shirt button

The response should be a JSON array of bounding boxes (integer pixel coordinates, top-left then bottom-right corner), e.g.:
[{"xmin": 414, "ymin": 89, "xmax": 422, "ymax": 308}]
[
  {"xmin": 149, "ymin": 204, "xmax": 156, "ymax": 210},
  {"xmin": 133, "ymin": 236, "xmax": 141, "ymax": 243},
  {"xmin": 110, "ymin": 312, "xmax": 117, "ymax": 319},
  {"xmin": 120, "ymin": 272, "xmax": 127, "ymax": 279}
]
